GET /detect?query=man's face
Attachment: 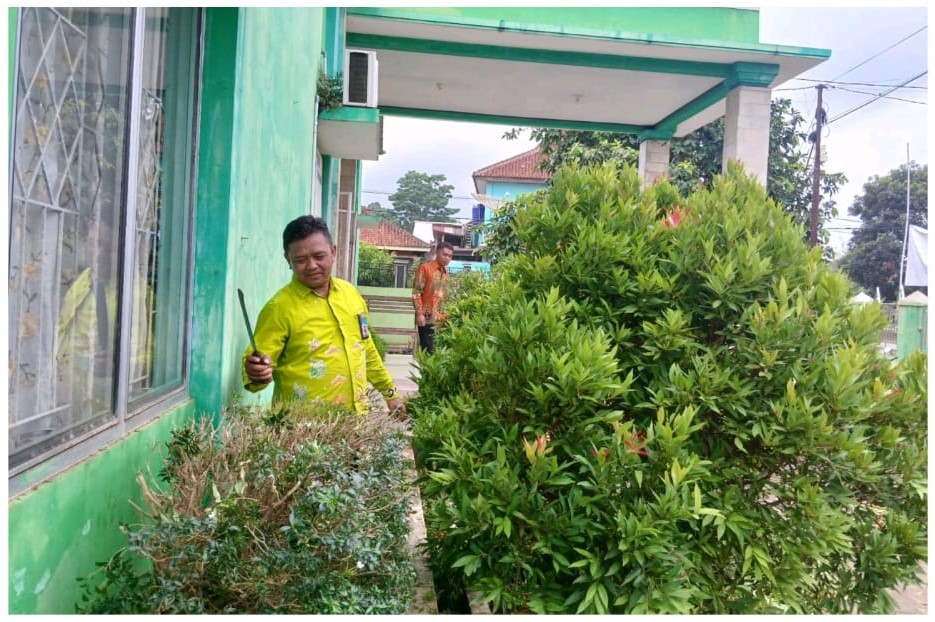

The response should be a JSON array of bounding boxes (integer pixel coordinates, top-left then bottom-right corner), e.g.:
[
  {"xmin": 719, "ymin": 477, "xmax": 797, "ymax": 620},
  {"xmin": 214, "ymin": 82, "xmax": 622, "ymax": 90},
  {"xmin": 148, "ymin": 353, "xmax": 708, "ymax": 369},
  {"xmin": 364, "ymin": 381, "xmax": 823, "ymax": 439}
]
[
  {"xmin": 286, "ymin": 232, "xmax": 336, "ymax": 292},
  {"xmin": 436, "ymin": 247, "xmax": 454, "ymax": 267}
]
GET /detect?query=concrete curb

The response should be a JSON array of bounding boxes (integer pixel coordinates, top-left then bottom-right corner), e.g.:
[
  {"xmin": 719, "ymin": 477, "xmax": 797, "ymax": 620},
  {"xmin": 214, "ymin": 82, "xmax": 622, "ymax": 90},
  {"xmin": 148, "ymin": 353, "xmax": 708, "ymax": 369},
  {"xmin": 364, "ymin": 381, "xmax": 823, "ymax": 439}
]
[{"xmin": 468, "ymin": 592, "xmax": 492, "ymax": 615}]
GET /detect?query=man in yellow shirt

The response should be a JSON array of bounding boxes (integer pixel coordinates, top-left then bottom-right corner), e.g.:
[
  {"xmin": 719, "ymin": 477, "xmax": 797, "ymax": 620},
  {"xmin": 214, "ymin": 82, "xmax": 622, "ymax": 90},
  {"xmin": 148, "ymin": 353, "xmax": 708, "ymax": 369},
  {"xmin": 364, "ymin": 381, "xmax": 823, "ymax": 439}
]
[{"xmin": 243, "ymin": 216, "xmax": 405, "ymax": 417}]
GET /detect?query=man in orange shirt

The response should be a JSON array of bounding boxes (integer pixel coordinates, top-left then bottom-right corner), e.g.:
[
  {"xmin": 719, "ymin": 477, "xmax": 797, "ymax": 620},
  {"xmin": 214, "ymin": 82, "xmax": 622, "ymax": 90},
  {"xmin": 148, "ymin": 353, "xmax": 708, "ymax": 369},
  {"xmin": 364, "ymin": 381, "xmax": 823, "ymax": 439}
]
[{"xmin": 412, "ymin": 242, "xmax": 454, "ymax": 354}]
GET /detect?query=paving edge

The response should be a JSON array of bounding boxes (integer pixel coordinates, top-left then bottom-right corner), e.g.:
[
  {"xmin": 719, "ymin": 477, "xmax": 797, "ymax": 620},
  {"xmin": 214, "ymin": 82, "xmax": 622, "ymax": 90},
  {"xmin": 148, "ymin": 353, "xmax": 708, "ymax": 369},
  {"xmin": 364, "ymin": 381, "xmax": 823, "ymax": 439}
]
[
  {"xmin": 399, "ymin": 429, "xmax": 438, "ymax": 615},
  {"xmin": 469, "ymin": 592, "xmax": 492, "ymax": 615}
]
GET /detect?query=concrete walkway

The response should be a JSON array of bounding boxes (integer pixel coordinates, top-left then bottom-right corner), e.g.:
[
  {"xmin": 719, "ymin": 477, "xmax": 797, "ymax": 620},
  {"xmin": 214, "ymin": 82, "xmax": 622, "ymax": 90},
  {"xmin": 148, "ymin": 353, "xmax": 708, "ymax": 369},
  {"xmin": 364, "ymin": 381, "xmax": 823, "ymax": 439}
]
[
  {"xmin": 381, "ymin": 354, "xmax": 927, "ymax": 615},
  {"xmin": 891, "ymin": 563, "xmax": 928, "ymax": 614},
  {"xmin": 384, "ymin": 353, "xmax": 420, "ymax": 398}
]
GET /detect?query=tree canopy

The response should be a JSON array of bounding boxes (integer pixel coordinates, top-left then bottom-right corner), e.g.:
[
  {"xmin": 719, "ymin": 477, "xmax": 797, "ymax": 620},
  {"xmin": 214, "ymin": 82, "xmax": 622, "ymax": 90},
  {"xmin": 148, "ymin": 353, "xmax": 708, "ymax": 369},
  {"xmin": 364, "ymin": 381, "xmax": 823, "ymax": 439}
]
[
  {"xmin": 504, "ymin": 98, "xmax": 846, "ymax": 252},
  {"xmin": 838, "ymin": 162, "xmax": 928, "ymax": 301},
  {"xmin": 386, "ymin": 170, "xmax": 457, "ymax": 232}
]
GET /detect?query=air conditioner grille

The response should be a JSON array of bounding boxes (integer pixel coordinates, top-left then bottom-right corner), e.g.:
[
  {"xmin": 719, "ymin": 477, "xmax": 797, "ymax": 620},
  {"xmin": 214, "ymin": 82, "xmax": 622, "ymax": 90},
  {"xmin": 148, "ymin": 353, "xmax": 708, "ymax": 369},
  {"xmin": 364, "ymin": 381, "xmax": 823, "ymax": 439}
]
[{"xmin": 346, "ymin": 52, "xmax": 372, "ymax": 105}]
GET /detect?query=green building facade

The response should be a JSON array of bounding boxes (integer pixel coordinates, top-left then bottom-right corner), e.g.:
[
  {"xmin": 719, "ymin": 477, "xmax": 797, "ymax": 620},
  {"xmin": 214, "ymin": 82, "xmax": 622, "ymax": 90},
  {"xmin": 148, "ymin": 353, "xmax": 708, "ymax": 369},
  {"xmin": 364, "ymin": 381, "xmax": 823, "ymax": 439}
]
[
  {"xmin": 7, "ymin": 6, "xmax": 831, "ymax": 614},
  {"xmin": 6, "ymin": 7, "xmax": 360, "ymax": 613}
]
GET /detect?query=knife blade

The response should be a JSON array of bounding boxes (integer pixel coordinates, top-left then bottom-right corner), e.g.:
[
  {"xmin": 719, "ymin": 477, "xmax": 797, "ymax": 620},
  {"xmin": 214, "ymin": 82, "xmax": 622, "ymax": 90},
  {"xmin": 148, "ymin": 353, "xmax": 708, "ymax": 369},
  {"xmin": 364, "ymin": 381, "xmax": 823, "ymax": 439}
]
[{"xmin": 237, "ymin": 288, "xmax": 259, "ymax": 355}]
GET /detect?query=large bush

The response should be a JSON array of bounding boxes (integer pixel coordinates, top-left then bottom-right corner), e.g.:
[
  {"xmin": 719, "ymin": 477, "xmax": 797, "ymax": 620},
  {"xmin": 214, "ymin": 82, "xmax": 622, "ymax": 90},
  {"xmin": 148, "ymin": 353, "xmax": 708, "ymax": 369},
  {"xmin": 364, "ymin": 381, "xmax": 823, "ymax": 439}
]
[
  {"xmin": 411, "ymin": 162, "xmax": 927, "ymax": 614},
  {"xmin": 76, "ymin": 401, "xmax": 416, "ymax": 614}
]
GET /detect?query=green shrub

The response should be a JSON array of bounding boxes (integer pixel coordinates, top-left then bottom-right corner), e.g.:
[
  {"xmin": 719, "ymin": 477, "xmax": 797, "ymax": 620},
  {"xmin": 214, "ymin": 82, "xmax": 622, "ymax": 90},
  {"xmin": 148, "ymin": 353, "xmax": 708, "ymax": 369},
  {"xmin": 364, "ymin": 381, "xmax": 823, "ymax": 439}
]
[
  {"xmin": 76, "ymin": 401, "xmax": 416, "ymax": 614},
  {"xmin": 412, "ymin": 162, "xmax": 927, "ymax": 614},
  {"xmin": 371, "ymin": 330, "xmax": 388, "ymax": 361},
  {"xmin": 358, "ymin": 242, "xmax": 397, "ymax": 287}
]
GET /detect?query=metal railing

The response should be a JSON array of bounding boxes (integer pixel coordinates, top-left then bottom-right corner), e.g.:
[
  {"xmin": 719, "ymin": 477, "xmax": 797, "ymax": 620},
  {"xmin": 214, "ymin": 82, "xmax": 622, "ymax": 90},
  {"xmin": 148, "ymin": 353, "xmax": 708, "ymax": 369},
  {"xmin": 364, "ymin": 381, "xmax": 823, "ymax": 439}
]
[
  {"xmin": 880, "ymin": 303, "xmax": 898, "ymax": 345},
  {"xmin": 357, "ymin": 260, "xmax": 416, "ymax": 288}
]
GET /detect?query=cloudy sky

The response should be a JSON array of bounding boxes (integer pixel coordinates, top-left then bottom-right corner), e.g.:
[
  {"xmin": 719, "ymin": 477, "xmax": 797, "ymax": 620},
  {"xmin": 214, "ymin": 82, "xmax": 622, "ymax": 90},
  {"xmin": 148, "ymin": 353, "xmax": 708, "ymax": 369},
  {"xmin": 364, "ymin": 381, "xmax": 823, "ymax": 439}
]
[{"xmin": 360, "ymin": 5, "xmax": 928, "ymax": 255}]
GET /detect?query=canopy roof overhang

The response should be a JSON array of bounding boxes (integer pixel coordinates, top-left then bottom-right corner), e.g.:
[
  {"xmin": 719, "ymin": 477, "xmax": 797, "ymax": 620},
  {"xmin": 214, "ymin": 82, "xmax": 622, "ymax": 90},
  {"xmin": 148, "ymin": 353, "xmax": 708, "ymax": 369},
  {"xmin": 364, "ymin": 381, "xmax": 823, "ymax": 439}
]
[{"xmin": 345, "ymin": 7, "xmax": 830, "ymax": 141}]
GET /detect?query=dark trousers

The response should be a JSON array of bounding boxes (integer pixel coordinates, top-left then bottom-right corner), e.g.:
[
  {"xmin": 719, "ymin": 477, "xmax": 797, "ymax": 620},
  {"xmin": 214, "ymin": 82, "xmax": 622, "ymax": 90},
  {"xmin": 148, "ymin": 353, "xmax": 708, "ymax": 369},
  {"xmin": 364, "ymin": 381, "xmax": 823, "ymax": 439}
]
[{"xmin": 418, "ymin": 324, "xmax": 435, "ymax": 354}]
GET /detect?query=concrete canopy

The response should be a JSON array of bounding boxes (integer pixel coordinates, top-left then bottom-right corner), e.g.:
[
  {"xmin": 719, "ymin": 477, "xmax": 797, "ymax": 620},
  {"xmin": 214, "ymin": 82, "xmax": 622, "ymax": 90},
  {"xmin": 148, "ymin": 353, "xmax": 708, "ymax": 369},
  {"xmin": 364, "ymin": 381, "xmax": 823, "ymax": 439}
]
[{"xmin": 346, "ymin": 7, "xmax": 830, "ymax": 140}]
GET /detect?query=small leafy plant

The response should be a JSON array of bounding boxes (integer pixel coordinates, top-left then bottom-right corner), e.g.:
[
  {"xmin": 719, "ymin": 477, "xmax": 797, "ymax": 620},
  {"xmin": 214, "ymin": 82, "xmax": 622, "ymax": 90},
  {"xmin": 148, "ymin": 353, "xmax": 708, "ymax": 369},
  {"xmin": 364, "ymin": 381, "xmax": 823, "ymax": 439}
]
[
  {"xmin": 412, "ymin": 162, "xmax": 927, "ymax": 614},
  {"xmin": 76, "ymin": 400, "xmax": 416, "ymax": 614},
  {"xmin": 371, "ymin": 330, "xmax": 388, "ymax": 361},
  {"xmin": 317, "ymin": 71, "xmax": 344, "ymax": 113}
]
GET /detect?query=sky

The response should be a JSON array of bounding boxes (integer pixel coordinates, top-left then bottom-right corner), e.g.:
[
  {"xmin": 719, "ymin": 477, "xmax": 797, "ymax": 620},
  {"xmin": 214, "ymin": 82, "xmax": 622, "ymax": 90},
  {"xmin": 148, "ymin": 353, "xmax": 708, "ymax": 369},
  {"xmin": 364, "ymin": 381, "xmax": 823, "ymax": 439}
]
[{"xmin": 359, "ymin": 4, "xmax": 929, "ymax": 255}]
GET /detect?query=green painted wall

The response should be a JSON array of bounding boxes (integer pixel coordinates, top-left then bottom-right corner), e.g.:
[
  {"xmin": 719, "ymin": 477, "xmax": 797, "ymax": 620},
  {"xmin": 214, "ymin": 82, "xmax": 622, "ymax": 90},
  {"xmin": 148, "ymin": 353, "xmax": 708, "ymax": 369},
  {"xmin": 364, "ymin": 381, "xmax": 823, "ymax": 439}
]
[
  {"xmin": 8, "ymin": 7, "xmax": 331, "ymax": 614},
  {"xmin": 897, "ymin": 301, "xmax": 928, "ymax": 358},
  {"xmin": 369, "ymin": 311, "xmax": 416, "ymax": 331},
  {"xmin": 192, "ymin": 7, "xmax": 325, "ymax": 417},
  {"xmin": 359, "ymin": 286, "xmax": 416, "ymax": 349},
  {"xmin": 349, "ymin": 7, "xmax": 761, "ymax": 46},
  {"xmin": 7, "ymin": 402, "xmax": 197, "ymax": 614}
]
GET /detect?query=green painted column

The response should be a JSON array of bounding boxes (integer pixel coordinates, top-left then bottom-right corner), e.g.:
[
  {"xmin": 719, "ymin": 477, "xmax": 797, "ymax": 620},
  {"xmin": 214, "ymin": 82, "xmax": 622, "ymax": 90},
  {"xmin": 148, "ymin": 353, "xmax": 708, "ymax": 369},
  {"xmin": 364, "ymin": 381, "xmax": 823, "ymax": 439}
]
[
  {"xmin": 323, "ymin": 7, "xmax": 345, "ymax": 75},
  {"xmin": 897, "ymin": 293, "xmax": 928, "ymax": 359},
  {"xmin": 320, "ymin": 154, "xmax": 340, "ymax": 226},
  {"xmin": 191, "ymin": 7, "xmax": 240, "ymax": 420}
]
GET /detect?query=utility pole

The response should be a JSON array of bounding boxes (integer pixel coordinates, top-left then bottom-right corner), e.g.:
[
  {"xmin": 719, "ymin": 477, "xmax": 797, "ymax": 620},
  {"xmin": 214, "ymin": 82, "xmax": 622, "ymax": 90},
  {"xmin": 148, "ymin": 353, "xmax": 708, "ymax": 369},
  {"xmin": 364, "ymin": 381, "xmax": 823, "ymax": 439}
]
[
  {"xmin": 898, "ymin": 143, "xmax": 911, "ymax": 300},
  {"xmin": 809, "ymin": 84, "xmax": 825, "ymax": 248}
]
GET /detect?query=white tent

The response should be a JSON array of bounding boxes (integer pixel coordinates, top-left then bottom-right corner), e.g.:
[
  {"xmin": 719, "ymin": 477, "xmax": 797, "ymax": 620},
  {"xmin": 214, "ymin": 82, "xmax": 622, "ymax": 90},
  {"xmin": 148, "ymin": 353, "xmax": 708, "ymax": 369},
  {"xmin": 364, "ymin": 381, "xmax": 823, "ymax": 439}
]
[
  {"xmin": 849, "ymin": 292, "xmax": 874, "ymax": 304},
  {"xmin": 900, "ymin": 290, "xmax": 928, "ymax": 305}
]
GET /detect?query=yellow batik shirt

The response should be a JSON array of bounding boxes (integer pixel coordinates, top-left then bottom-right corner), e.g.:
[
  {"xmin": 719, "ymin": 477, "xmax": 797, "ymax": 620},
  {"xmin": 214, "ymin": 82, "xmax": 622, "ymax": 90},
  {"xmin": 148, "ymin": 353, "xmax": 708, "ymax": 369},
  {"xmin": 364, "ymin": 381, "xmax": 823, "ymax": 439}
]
[{"xmin": 242, "ymin": 276, "xmax": 396, "ymax": 414}]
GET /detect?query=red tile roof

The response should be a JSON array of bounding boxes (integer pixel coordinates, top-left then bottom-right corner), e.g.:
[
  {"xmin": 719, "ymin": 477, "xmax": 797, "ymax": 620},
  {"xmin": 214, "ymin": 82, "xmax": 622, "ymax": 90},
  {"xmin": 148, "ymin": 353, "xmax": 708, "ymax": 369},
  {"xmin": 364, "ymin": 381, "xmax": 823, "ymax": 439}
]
[
  {"xmin": 360, "ymin": 217, "xmax": 431, "ymax": 250},
  {"xmin": 472, "ymin": 146, "xmax": 550, "ymax": 183}
]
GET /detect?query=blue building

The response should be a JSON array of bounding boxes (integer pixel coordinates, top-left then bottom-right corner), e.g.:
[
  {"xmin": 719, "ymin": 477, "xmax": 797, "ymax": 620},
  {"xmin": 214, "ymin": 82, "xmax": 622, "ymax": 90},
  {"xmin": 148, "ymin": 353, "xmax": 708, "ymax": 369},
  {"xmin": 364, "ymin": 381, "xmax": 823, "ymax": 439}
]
[{"xmin": 471, "ymin": 147, "xmax": 551, "ymax": 247}]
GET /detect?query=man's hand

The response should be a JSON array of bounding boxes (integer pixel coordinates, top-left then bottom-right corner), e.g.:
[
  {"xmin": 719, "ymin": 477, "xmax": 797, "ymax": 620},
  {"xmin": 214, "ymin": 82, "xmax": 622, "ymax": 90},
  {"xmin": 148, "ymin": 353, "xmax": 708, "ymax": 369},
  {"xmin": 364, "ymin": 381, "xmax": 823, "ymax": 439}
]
[
  {"xmin": 245, "ymin": 353, "xmax": 273, "ymax": 384},
  {"xmin": 387, "ymin": 396, "xmax": 407, "ymax": 421},
  {"xmin": 415, "ymin": 311, "xmax": 426, "ymax": 327}
]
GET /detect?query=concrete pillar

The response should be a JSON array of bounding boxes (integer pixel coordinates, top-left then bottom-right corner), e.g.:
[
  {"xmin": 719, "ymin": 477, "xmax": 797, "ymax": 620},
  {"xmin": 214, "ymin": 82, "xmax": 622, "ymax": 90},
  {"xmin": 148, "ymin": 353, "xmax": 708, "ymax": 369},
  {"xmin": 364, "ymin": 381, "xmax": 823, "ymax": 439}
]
[
  {"xmin": 722, "ymin": 85, "xmax": 771, "ymax": 185},
  {"xmin": 638, "ymin": 139, "xmax": 671, "ymax": 186}
]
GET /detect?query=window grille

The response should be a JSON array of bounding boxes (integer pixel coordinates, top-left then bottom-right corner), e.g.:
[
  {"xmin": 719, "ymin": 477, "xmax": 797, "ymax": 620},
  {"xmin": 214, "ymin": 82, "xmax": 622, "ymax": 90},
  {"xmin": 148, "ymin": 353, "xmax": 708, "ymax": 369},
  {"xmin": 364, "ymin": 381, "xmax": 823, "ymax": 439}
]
[{"xmin": 8, "ymin": 7, "xmax": 201, "ymax": 474}]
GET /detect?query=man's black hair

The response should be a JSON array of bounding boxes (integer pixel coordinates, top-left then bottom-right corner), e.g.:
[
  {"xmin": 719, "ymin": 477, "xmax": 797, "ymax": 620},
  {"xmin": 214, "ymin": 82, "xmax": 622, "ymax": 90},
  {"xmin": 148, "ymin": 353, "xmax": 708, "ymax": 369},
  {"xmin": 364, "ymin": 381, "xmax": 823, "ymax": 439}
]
[
  {"xmin": 436, "ymin": 241, "xmax": 455, "ymax": 253},
  {"xmin": 283, "ymin": 215, "xmax": 333, "ymax": 253}
]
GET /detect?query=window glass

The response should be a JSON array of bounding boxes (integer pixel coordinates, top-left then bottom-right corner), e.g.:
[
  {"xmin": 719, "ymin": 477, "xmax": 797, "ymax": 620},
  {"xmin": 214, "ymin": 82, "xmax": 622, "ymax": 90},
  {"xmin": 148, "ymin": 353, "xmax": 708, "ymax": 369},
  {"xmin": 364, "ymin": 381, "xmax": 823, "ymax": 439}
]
[
  {"xmin": 128, "ymin": 8, "xmax": 198, "ymax": 405},
  {"xmin": 8, "ymin": 7, "xmax": 200, "ymax": 470},
  {"xmin": 9, "ymin": 7, "xmax": 133, "ymax": 467}
]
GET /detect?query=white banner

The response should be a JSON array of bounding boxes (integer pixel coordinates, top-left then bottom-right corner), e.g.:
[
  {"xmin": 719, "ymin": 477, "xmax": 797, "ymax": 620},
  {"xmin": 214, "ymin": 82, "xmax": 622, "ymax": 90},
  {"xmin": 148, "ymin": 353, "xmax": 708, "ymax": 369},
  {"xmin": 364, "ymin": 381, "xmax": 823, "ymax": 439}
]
[{"xmin": 905, "ymin": 225, "xmax": 928, "ymax": 287}]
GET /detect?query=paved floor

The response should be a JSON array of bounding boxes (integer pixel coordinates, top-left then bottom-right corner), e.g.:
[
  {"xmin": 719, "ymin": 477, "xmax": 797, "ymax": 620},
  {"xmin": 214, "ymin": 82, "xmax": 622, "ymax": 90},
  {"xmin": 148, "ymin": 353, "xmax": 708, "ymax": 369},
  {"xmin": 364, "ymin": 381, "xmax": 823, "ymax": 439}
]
[
  {"xmin": 384, "ymin": 353, "xmax": 420, "ymax": 397},
  {"xmin": 382, "ymin": 354, "xmax": 927, "ymax": 615},
  {"xmin": 891, "ymin": 563, "xmax": 928, "ymax": 614}
]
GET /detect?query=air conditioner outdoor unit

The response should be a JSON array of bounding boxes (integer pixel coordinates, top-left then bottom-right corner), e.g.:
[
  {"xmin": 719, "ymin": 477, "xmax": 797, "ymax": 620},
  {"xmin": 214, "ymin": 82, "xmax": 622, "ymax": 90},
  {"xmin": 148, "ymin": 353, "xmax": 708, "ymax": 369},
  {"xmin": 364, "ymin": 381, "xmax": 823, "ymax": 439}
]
[{"xmin": 343, "ymin": 49, "xmax": 378, "ymax": 107}]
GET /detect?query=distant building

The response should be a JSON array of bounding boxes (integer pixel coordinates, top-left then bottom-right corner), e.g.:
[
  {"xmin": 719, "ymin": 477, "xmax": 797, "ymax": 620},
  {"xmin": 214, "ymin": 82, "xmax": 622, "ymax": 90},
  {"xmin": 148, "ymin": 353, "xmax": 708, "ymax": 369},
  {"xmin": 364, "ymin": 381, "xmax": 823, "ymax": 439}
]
[
  {"xmin": 358, "ymin": 213, "xmax": 429, "ymax": 287},
  {"xmin": 471, "ymin": 146, "xmax": 550, "ymax": 246},
  {"xmin": 411, "ymin": 220, "xmax": 491, "ymax": 275},
  {"xmin": 359, "ymin": 213, "xmax": 431, "ymax": 260}
]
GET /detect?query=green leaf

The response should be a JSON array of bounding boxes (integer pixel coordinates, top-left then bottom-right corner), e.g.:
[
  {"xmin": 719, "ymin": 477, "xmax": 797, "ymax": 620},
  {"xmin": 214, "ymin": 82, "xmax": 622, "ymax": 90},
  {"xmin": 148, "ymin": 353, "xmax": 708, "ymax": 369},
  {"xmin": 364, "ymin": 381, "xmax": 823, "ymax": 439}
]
[{"xmin": 452, "ymin": 554, "xmax": 481, "ymax": 576}]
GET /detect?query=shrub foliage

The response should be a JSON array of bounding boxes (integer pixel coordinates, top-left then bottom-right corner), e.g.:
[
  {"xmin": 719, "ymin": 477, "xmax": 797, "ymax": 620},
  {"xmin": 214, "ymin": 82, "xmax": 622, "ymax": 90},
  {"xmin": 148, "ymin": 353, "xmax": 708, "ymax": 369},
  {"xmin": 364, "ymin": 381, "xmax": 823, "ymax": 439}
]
[
  {"xmin": 411, "ymin": 162, "xmax": 927, "ymax": 614},
  {"xmin": 76, "ymin": 401, "xmax": 416, "ymax": 614}
]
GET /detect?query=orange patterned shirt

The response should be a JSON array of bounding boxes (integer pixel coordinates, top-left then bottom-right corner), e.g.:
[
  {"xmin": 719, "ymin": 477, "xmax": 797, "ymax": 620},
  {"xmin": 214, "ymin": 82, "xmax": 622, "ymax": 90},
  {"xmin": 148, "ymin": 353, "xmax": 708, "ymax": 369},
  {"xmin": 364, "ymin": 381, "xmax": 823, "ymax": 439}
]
[{"xmin": 412, "ymin": 260, "xmax": 449, "ymax": 324}]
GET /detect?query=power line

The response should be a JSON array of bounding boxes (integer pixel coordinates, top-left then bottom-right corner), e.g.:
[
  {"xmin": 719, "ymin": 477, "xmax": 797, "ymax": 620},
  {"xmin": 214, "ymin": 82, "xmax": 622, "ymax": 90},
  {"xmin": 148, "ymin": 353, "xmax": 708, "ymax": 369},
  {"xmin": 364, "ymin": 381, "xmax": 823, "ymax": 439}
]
[
  {"xmin": 774, "ymin": 85, "xmax": 819, "ymax": 92},
  {"xmin": 830, "ymin": 85, "xmax": 927, "ymax": 105},
  {"xmin": 794, "ymin": 77, "xmax": 927, "ymax": 90},
  {"xmin": 827, "ymin": 71, "xmax": 928, "ymax": 125},
  {"xmin": 831, "ymin": 25, "xmax": 927, "ymax": 82},
  {"xmin": 362, "ymin": 189, "xmax": 479, "ymax": 201},
  {"xmin": 780, "ymin": 84, "xmax": 927, "ymax": 105}
]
